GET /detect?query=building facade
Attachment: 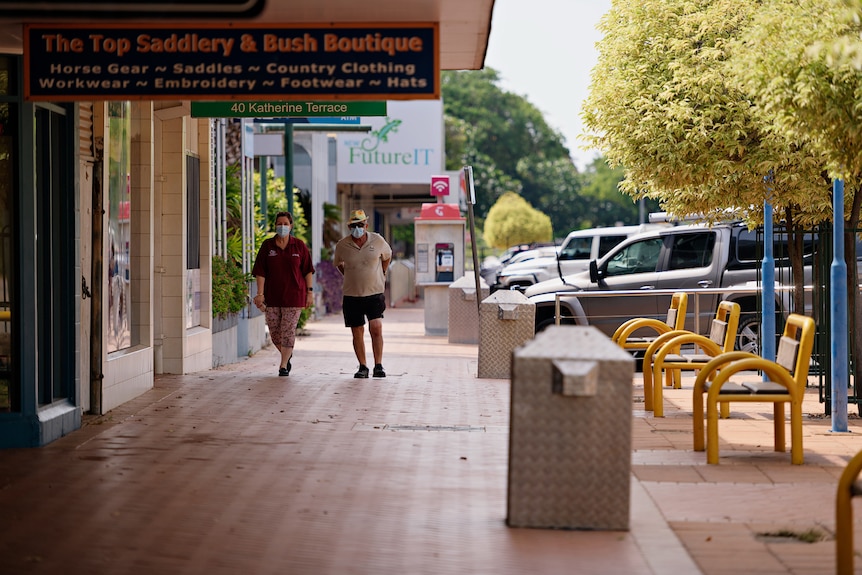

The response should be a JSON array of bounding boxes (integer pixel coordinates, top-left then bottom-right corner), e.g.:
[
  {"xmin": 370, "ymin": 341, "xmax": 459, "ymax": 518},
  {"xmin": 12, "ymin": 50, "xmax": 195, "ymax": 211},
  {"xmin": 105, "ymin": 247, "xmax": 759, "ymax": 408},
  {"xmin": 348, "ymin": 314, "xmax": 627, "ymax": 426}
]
[{"xmin": 0, "ymin": 1, "xmax": 493, "ymax": 448}]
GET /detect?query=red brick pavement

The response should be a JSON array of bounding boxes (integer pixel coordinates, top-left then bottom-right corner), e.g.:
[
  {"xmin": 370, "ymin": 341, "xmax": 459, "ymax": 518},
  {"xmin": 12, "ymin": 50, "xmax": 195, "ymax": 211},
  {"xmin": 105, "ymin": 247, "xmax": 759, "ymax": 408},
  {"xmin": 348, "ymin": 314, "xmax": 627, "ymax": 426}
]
[{"xmin": 2, "ymin": 305, "xmax": 862, "ymax": 575}]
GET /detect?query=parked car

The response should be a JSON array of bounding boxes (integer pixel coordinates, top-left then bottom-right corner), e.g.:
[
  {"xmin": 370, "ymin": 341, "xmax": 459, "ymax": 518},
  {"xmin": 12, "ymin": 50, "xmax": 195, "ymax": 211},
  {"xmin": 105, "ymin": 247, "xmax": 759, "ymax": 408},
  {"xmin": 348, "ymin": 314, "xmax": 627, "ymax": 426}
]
[
  {"xmin": 524, "ymin": 222, "xmax": 818, "ymax": 354},
  {"xmin": 494, "ymin": 224, "xmax": 665, "ymax": 291},
  {"xmin": 479, "ymin": 242, "xmax": 556, "ymax": 286}
]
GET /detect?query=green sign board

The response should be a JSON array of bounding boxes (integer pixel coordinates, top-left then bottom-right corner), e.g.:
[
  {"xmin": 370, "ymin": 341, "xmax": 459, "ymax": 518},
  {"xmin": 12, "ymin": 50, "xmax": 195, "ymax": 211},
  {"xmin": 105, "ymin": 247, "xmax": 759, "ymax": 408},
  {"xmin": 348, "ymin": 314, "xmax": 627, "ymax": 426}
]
[{"xmin": 191, "ymin": 100, "xmax": 387, "ymax": 118}]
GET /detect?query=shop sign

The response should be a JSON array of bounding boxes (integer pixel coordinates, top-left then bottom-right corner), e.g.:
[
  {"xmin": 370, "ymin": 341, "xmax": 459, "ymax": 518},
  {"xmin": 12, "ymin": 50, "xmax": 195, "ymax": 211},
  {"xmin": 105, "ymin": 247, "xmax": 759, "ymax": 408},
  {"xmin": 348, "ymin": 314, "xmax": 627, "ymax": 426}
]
[{"xmin": 24, "ymin": 23, "xmax": 438, "ymax": 101}]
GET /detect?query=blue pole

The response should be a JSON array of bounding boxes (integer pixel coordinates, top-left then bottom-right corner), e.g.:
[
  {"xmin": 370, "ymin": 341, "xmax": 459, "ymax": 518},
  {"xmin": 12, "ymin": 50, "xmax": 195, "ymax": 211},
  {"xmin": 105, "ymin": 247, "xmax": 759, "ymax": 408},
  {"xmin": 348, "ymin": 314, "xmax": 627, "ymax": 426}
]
[
  {"xmin": 832, "ymin": 178, "xmax": 849, "ymax": 433},
  {"xmin": 762, "ymin": 200, "xmax": 776, "ymax": 366}
]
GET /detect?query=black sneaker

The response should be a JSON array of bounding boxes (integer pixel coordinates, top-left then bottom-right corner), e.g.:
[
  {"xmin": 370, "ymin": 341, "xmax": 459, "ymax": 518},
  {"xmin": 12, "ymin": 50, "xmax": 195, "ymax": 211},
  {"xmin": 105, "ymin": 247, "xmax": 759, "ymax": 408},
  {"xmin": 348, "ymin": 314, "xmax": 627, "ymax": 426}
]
[
  {"xmin": 279, "ymin": 356, "xmax": 292, "ymax": 377},
  {"xmin": 354, "ymin": 365, "xmax": 370, "ymax": 378},
  {"xmin": 373, "ymin": 364, "xmax": 386, "ymax": 378}
]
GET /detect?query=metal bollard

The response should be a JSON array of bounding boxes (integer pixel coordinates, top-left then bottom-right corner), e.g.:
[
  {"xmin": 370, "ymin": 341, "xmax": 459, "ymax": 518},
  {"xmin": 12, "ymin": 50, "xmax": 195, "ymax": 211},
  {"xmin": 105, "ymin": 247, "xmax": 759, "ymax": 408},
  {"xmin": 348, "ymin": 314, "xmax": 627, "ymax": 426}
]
[
  {"xmin": 448, "ymin": 275, "xmax": 489, "ymax": 344},
  {"xmin": 477, "ymin": 290, "xmax": 534, "ymax": 379},
  {"xmin": 507, "ymin": 325, "xmax": 634, "ymax": 530}
]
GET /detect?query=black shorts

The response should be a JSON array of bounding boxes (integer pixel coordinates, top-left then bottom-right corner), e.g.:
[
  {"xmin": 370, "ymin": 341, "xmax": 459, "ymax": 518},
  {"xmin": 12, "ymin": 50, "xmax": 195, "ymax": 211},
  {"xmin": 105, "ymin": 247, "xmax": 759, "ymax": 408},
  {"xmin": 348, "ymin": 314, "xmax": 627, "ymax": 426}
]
[{"xmin": 342, "ymin": 294, "xmax": 386, "ymax": 327}]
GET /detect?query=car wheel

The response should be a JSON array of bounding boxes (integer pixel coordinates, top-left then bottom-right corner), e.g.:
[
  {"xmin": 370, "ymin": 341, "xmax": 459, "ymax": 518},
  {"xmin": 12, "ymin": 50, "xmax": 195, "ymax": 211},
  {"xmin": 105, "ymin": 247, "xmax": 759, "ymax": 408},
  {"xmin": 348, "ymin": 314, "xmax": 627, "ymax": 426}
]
[
  {"xmin": 536, "ymin": 316, "xmax": 557, "ymax": 333},
  {"xmin": 736, "ymin": 315, "xmax": 760, "ymax": 354},
  {"xmin": 535, "ymin": 310, "xmax": 575, "ymax": 333}
]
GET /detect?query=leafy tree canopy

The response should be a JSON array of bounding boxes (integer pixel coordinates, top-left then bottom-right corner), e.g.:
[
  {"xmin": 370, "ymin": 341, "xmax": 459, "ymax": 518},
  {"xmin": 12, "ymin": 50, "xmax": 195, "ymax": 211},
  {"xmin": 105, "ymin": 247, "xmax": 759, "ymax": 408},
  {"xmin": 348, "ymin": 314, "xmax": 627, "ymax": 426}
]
[
  {"xmin": 442, "ymin": 68, "xmax": 649, "ymax": 237},
  {"xmin": 579, "ymin": 157, "xmax": 661, "ymax": 228},
  {"xmin": 442, "ymin": 69, "xmax": 570, "ymax": 169},
  {"xmin": 732, "ymin": 0, "xmax": 862, "ymax": 228},
  {"xmin": 583, "ymin": 0, "xmax": 829, "ymax": 226},
  {"xmin": 483, "ymin": 192, "xmax": 553, "ymax": 249}
]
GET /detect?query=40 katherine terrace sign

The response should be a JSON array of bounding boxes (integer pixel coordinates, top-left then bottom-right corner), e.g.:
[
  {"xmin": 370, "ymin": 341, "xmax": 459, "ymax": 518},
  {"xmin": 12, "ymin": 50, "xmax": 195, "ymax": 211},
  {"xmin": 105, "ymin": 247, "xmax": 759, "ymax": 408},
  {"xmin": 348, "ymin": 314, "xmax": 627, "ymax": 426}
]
[
  {"xmin": 23, "ymin": 23, "xmax": 438, "ymax": 101},
  {"xmin": 190, "ymin": 100, "xmax": 387, "ymax": 118}
]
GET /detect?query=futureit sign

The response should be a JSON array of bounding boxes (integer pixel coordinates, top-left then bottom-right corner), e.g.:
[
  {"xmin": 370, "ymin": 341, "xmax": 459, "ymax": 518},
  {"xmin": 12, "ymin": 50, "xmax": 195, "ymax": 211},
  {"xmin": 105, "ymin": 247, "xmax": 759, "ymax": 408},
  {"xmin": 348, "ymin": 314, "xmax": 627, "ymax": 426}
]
[
  {"xmin": 24, "ymin": 23, "xmax": 438, "ymax": 101},
  {"xmin": 337, "ymin": 100, "xmax": 443, "ymax": 185}
]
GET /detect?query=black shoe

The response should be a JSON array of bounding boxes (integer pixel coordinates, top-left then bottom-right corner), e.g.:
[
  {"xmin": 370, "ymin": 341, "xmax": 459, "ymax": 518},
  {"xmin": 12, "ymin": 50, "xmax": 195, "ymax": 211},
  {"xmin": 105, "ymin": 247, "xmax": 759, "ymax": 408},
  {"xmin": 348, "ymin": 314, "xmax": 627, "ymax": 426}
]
[
  {"xmin": 354, "ymin": 365, "xmax": 370, "ymax": 378},
  {"xmin": 278, "ymin": 367, "xmax": 289, "ymax": 377},
  {"xmin": 373, "ymin": 364, "xmax": 386, "ymax": 378}
]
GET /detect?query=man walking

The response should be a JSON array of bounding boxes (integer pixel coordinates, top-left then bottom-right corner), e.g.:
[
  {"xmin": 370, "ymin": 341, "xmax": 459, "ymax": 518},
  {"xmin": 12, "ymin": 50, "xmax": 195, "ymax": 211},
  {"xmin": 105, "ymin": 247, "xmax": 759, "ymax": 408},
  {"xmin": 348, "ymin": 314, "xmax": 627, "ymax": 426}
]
[{"xmin": 333, "ymin": 209, "xmax": 392, "ymax": 378}]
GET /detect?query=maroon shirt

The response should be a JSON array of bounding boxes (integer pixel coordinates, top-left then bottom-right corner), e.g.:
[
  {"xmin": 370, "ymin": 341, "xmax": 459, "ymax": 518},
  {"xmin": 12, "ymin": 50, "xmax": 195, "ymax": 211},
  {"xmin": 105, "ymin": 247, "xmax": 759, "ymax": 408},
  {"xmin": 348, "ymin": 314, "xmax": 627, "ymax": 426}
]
[{"xmin": 251, "ymin": 235, "xmax": 315, "ymax": 307}]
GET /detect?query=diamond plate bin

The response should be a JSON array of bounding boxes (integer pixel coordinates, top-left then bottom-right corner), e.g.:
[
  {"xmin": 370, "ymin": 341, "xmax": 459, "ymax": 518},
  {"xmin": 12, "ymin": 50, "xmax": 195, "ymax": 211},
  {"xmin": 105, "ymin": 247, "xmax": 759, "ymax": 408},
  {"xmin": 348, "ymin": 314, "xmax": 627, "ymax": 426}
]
[
  {"xmin": 507, "ymin": 325, "xmax": 635, "ymax": 530},
  {"xmin": 477, "ymin": 290, "xmax": 534, "ymax": 379},
  {"xmin": 448, "ymin": 275, "xmax": 490, "ymax": 344}
]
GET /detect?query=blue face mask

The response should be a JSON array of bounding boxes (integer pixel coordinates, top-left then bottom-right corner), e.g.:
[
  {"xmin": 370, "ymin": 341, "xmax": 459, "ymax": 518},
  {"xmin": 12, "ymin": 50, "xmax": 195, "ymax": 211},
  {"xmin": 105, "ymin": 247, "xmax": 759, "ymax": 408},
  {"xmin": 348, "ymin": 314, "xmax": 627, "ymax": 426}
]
[
  {"xmin": 276, "ymin": 225, "xmax": 291, "ymax": 238},
  {"xmin": 351, "ymin": 226, "xmax": 366, "ymax": 239}
]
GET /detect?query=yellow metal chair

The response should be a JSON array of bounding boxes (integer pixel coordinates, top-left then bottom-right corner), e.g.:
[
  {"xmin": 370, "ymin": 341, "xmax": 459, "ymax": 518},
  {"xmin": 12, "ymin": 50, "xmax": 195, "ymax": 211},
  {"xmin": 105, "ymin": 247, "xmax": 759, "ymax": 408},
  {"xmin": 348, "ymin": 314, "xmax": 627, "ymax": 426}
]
[
  {"xmin": 613, "ymin": 292, "xmax": 687, "ymax": 411},
  {"xmin": 644, "ymin": 301, "xmax": 740, "ymax": 417},
  {"xmin": 836, "ymin": 449, "xmax": 862, "ymax": 575},
  {"xmin": 612, "ymin": 291, "xmax": 688, "ymax": 352},
  {"xmin": 691, "ymin": 313, "xmax": 815, "ymax": 465}
]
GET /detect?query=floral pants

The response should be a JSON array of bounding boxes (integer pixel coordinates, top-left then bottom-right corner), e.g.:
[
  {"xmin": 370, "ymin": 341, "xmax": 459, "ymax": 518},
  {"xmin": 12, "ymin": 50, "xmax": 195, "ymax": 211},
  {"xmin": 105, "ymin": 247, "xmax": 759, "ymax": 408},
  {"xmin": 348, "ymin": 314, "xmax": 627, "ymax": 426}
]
[{"xmin": 265, "ymin": 306, "xmax": 302, "ymax": 349}]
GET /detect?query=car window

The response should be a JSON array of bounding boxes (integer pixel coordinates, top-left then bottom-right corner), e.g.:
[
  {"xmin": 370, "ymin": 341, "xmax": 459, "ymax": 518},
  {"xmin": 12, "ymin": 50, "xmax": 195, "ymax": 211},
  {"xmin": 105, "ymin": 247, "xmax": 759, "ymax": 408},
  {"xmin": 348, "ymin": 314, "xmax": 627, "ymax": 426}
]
[
  {"xmin": 734, "ymin": 228, "xmax": 815, "ymax": 267},
  {"xmin": 598, "ymin": 235, "xmax": 628, "ymax": 258},
  {"xmin": 605, "ymin": 238, "xmax": 663, "ymax": 276},
  {"xmin": 667, "ymin": 232, "xmax": 715, "ymax": 270},
  {"xmin": 559, "ymin": 237, "xmax": 593, "ymax": 260}
]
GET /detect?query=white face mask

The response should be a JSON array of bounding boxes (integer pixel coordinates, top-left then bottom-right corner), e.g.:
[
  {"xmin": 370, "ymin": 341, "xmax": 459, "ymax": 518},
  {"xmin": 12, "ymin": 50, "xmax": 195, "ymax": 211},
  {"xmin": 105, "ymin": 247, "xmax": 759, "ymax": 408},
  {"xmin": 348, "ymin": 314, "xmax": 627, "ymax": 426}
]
[
  {"xmin": 351, "ymin": 226, "xmax": 366, "ymax": 239},
  {"xmin": 276, "ymin": 225, "xmax": 291, "ymax": 238}
]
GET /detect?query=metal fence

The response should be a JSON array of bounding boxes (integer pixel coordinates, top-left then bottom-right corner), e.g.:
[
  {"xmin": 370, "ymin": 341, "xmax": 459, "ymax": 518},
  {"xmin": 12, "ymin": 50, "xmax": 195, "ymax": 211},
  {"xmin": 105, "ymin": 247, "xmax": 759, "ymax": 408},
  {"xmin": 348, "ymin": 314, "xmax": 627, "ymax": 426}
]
[{"xmin": 810, "ymin": 224, "xmax": 862, "ymax": 414}]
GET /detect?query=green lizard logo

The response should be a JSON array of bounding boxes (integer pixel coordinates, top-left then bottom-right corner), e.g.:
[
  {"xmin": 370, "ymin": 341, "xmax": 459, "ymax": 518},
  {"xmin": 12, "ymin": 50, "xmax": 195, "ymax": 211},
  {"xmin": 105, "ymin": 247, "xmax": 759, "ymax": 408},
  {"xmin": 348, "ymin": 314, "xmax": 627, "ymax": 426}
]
[{"xmin": 361, "ymin": 117, "xmax": 402, "ymax": 151}]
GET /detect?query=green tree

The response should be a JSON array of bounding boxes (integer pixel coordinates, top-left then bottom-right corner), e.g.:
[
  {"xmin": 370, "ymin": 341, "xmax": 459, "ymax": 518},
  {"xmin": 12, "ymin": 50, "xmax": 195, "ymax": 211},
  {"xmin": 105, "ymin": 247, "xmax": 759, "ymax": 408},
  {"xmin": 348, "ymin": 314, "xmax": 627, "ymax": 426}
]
[
  {"xmin": 731, "ymin": 0, "xmax": 862, "ymax": 385},
  {"xmin": 442, "ymin": 68, "xmax": 651, "ymax": 234},
  {"xmin": 442, "ymin": 69, "xmax": 577, "ymax": 225},
  {"xmin": 733, "ymin": 0, "xmax": 862, "ymax": 228},
  {"xmin": 578, "ymin": 157, "xmax": 660, "ymax": 228},
  {"xmin": 483, "ymin": 192, "xmax": 553, "ymax": 249},
  {"xmin": 442, "ymin": 69, "xmax": 570, "ymax": 171},
  {"xmin": 443, "ymin": 114, "xmax": 523, "ymax": 217},
  {"xmin": 582, "ymin": 0, "xmax": 828, "ymax": 225},
  {"xmin": 514, "ymin": 157, "xmax": 586, "ymax": 237},
  {"xmin": 582, "ymin": 0, "xmax": 836, "ymax": 324}
]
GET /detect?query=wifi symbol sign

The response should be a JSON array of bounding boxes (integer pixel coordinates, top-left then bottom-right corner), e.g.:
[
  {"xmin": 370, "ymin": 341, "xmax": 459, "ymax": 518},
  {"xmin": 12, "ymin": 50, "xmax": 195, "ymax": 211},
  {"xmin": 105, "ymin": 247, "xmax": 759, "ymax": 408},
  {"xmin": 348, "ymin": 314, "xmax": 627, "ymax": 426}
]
[{"xmin": 430, "ymin": 175, "xmax": 450, "ymax": 197}]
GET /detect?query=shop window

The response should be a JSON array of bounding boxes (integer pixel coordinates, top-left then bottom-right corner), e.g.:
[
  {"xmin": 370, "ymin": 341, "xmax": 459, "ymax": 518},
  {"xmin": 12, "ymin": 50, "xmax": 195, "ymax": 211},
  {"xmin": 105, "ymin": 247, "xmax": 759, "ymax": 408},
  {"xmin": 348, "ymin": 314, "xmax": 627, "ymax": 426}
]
[
  {"xmin": 107, "ymin": 102, "xmax": 132, "ymax": 352},
  {"xmin": 0, "ymin": 56, "xmax": 16, "ymax": 411},
  {"xmin": 187, "ymin": 155, "xmax": 201, "ymax": 328}
]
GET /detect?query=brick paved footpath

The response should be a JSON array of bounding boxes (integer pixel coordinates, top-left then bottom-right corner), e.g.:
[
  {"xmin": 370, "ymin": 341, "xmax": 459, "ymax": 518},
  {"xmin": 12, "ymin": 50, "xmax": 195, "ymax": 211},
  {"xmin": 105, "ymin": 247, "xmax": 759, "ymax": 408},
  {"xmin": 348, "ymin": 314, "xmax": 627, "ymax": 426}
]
[{"xmin": 2, "ymin": 305, "xmax": 862, "ymax": 574}]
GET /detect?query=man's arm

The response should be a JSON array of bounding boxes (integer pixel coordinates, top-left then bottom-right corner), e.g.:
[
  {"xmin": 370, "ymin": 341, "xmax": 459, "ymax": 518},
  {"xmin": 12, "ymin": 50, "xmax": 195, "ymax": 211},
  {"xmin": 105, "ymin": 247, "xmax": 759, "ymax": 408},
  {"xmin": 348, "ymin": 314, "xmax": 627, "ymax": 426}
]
[
  {"xmin": 381, "ymin": 236, "xmax": 393, "ymax": 274},
  {"xmin": 333, "ymin": 243, "xmax": 345, "ymax": 275}
]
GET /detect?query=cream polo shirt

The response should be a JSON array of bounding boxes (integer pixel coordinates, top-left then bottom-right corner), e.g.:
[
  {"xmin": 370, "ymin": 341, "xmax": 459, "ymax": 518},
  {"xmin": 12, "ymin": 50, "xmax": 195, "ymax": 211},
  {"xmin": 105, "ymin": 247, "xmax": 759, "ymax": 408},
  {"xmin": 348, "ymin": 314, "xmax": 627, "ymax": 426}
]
[{"xmin": 333, "ymin": 231, "xmax": 392, "ymax": 297}]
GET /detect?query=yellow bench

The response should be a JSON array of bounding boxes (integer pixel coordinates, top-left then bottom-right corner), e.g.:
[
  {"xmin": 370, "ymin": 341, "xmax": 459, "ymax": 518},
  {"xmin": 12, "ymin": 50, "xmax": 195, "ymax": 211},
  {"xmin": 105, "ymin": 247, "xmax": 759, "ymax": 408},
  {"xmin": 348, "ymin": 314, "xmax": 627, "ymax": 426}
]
[
  {"xmin": 643, "ymin": 301, "xmax": 740, "ymax": 417},
  {"xmin": 612, "ymin": 291, "xmax": 688, "ymax": 353},
  {"xmin": 836, "ymin": 450, "xmax": 862, "ymax": 575},
  {"xmin": 691, "ymin": 313, "xmax": 815, "ymax": 464},
  {"xmin": 612, "ymin": 292, "xmax": 687, "ymax": 410}
]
